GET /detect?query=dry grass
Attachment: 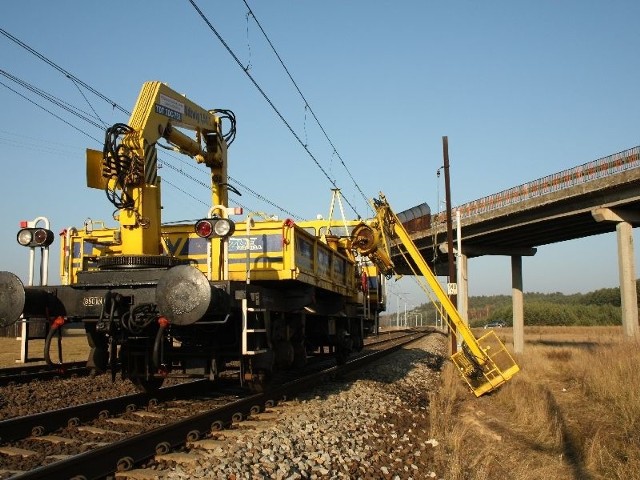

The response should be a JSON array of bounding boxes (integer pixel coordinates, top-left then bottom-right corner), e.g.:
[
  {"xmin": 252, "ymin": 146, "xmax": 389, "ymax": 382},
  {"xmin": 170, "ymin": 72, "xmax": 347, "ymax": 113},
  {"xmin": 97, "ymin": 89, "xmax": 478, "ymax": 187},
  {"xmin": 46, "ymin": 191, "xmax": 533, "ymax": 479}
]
[
  {"xmin": 430, "ymin": 326, "xmax": 640, "ymax": 480},
  {"xmin": 0, "ymin": 327, "xmax": 89, "ymax": 367}
]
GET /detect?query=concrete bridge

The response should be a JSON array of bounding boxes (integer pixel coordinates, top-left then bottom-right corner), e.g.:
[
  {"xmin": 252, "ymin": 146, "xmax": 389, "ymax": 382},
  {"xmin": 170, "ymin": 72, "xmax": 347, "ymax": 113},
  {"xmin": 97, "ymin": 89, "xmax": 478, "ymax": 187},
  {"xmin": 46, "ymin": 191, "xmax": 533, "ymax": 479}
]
[{"xmin": 394, "ymin": 146, "xmax": 640, "ymax": 351}]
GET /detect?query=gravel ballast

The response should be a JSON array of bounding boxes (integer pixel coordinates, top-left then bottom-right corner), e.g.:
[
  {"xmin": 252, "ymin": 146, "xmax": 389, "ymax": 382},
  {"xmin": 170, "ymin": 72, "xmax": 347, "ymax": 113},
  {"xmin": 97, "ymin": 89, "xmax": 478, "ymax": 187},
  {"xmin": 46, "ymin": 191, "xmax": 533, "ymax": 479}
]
[{"xmin": 156, "ymin": 333, "xmax": 447, "ymax": 480}]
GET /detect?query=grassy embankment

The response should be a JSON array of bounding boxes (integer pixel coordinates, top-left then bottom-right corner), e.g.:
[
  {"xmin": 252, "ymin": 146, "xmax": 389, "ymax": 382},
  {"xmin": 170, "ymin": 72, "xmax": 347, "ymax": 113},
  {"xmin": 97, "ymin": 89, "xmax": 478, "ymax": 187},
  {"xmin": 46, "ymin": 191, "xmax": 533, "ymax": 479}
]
[{"xmin": 429, "ymin": 326, "xmax": 640, "ymax": 480}]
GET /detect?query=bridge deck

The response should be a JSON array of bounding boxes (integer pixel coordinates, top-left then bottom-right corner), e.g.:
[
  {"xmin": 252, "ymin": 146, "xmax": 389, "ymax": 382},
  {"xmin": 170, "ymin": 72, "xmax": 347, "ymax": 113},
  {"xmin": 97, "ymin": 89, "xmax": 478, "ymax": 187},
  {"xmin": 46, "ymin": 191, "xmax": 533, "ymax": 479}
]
[{"xmin": 393, "ymin": 146, "xmax": 640, "ymax": 273}]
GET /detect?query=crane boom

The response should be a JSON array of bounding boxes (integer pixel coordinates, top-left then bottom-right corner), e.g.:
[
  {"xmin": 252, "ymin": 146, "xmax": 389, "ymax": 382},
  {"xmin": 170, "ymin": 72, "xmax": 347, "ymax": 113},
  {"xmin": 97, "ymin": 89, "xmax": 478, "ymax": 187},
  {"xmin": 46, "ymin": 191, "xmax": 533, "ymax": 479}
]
[
  {"xmin": 86, "ymin": 81, "xmax": 230, "ymax": 255},
  {"xmin": 353, "ymin": 192, "xmax": 520, "ymax": 396}
]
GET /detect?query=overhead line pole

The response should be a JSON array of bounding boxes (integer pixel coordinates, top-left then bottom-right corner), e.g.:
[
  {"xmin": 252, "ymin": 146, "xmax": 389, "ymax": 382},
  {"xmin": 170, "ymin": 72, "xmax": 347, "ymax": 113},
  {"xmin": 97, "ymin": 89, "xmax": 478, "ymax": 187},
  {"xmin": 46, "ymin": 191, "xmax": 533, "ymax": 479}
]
[{"xmin": 443, "ymin": 136, "xmax": 457, "ymax": 355}]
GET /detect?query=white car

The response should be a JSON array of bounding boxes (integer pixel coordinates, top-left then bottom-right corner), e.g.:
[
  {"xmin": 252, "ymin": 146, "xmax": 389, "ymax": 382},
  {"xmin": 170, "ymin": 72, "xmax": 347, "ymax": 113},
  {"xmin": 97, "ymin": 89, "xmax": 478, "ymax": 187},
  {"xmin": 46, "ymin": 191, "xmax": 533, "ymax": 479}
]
[{"xmin": 484, "ymin": 321, "xmax": 506, "ymax": 329}]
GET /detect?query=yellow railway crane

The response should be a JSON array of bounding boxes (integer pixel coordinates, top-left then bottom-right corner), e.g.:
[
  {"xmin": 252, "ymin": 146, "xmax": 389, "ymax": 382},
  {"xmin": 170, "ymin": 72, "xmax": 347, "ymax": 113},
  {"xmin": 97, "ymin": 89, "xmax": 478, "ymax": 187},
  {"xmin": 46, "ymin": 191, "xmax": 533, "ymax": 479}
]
[
  {"xmin": 351, "ymin": 193, "xmax": 520, "ymax": 396},
  {"xmin": 84, "ymin": 80, "xmax": 233, "ymax": 272},
  {"xmin": 0, "ymin": 82, "xmax": 384, "ymax": 391}
]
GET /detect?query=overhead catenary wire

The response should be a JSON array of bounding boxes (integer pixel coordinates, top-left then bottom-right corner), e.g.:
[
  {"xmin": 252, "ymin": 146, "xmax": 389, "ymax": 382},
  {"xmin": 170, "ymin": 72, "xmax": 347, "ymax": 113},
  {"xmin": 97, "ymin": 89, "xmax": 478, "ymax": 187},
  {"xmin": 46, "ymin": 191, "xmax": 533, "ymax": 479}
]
[
  {"xmin": 161, "ymin": 178, "xmax": 209, "ymax": 207},
  {"xmin": 69, "ymin": 76, "xmax": 107, "ymax": 128},
  {"xmin": 187, "ymin": 0, "xmax": 362, "ymax": 219},
  {"xmin": 227, "ymin": 174, "xmax": 300, "ymax": 219},
  {"xmin": 0, "ymin": 78, "xmax": 102, "ymax": 144},
  {"xmin": 0, "ymin": 69, "xmax": 278, "ymax": 216},
  {"xmin": 159, "ymin": 145, "xmax": 303, "ymax": 218},
  {"xmin": 0, "ymin": 27, "xmax": 129, "ymax": 115},
  {"xmin": 0, "ymin": 27, "xmax": 308, "ymax": 220},
  {"xmin": 0, "ymin": 69, "xmax": 105, "ymax": 130},
  {"xmin": 157, "ymin": 144, "xmax": 303, "ymax": 219},
  {"xmin": 0, "ymin": 131, "xmax": 83, "ymax": 157},
  {"xmin": 242, "ymin": 0, "xmax": 372, "ymax": 217},
  {"xmin": 1, "ymin": 66, "xmax": 218, "ymax": 200}
]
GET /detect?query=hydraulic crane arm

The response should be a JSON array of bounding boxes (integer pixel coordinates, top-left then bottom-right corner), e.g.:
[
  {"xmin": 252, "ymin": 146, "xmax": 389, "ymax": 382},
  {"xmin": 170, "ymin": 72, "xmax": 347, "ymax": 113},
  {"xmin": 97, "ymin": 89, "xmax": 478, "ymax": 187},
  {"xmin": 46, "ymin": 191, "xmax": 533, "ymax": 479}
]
[
  {"xmin": 352, "ymin": 192, "xmax": 520, "ymax": 396},
  {"xmin": 126, "ymin": 81, "xmax": 226, "ymax": 169},
  {"xmin": 86, "ymin": 81, "xmax": 233, "ymax": 255}
]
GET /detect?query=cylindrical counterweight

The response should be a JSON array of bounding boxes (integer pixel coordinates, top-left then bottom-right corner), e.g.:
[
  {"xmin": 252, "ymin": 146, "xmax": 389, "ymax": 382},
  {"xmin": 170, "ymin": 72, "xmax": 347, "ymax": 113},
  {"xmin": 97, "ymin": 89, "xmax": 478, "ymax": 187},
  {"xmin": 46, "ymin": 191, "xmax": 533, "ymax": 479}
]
[
  {"xmin": 0, "ymin": 272, "xmax": 24, "ymax": 327},
  {"xmin": 0, "ymin": 272, "xmax": 65, "ymax": 327},
  {"xmin": 156, "ymin": 265, "xmax": 228, "ymax": 326}
]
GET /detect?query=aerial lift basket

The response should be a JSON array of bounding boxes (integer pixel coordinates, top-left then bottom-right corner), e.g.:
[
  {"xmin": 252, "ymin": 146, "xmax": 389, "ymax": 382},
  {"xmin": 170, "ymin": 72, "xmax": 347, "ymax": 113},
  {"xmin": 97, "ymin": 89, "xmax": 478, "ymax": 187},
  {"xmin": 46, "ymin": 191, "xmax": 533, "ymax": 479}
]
[{"xmin": 451, "ymin": 330, "xmax": 520, "ymax": 397}]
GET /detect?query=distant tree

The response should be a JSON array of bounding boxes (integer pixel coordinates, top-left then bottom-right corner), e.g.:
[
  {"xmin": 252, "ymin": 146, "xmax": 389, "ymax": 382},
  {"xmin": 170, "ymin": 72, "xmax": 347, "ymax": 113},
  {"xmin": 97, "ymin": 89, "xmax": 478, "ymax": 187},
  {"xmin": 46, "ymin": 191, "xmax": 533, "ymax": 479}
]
[
  {"xmin": 581, "ymin": 287, "xmax": 621, "ymax": 307},
  {"xmin": 386, "ymin": 279, "xmax": 635, "ymax": 328},
  {"xmin": 483, "ymin": 301, "xmax": 621, "ymax": 326}
]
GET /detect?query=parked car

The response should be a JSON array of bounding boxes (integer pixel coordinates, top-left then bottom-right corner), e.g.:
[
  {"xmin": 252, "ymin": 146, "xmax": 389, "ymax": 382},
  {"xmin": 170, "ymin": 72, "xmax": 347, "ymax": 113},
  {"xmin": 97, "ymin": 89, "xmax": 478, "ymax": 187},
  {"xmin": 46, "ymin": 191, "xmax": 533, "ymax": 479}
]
[{"xmin": 484, "ymin": 321, "xmax": 506, "ymax": 329}]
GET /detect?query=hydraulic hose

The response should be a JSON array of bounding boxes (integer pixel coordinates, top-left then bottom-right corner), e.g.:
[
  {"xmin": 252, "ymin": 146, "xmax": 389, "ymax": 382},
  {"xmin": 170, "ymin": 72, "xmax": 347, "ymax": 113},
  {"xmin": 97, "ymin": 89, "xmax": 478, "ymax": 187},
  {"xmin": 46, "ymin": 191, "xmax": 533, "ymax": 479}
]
[
  {"xmin": 44, "ymin": 316, "xmax": 66, "ymax": 368},
  {"xmin": 152, "ymin": 316, "xmax": 170, "ymax": 369}
]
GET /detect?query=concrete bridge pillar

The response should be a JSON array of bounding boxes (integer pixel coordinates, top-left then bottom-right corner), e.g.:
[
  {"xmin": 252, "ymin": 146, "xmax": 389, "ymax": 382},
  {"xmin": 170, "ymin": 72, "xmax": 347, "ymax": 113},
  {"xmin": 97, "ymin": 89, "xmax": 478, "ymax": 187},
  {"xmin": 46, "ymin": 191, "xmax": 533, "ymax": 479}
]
[
  {"xmin": 616, "ymin": 222, "xmax": 639, "ymax": 337},
  {"xmin": 511, "ymin": 255, "xmax": 525, "ymax": 354},
  {"xmin": 592, "ymin": 208, "xmax": 639, "ymax": 338}
]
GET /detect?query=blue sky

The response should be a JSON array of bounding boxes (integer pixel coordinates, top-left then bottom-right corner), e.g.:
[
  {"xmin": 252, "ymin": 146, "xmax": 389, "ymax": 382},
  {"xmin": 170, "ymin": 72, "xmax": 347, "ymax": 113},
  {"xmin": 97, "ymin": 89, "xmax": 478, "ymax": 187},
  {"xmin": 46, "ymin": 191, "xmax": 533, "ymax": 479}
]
[{"xmin": 1, "ymin": 1, "xmax": 639, "ymax": 312}]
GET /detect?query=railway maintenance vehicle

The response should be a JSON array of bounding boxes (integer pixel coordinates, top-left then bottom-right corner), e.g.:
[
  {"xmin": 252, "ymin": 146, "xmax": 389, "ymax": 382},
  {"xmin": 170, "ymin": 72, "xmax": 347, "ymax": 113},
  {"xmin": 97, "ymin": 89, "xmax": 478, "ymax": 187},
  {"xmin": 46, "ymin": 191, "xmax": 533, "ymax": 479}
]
[
  {"xmin": 0, "ymin": 81, "xmax": 518, "ymax": 396},
  {"xmin": 0, "ymin": 81, "xmax": 386, "ymax": 392}
]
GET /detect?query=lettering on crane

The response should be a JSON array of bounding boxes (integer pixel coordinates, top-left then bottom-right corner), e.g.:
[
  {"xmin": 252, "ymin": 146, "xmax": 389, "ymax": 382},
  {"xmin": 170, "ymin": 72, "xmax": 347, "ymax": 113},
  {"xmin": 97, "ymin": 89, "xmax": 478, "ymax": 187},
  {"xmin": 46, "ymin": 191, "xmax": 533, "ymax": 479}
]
[
  {"xmin": 156, "ymin": 93, "xmax": 184, "ymax": 122},
  {"xmin": 158, "ymin": 94, "xmax": 185, "ymax": 113},
  {"xmin": 183, "ymin": 104, "xmax": 214, "ymax": 127},
  {"xmin": 155, "ymin": 104, "xmax": 182, "ymax": 122}
]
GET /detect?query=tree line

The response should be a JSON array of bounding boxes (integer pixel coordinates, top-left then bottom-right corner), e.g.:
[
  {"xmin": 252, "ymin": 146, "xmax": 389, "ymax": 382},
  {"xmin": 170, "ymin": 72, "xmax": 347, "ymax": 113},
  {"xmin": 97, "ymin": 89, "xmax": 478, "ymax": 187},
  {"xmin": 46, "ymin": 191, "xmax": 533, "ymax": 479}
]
[{"xmin": 385, "ymin": 280, "xmax": 640, "ymax": 327}]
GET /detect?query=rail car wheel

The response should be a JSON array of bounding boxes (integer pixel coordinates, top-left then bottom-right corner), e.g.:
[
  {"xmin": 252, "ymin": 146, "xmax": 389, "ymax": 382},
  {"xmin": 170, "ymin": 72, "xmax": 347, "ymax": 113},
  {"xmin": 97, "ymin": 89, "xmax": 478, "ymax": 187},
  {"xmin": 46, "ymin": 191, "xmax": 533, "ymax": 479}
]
[
  {"xmin": 120, "ymin": 344, "xmax": 165, "ymax": 393},
  {"xmin": 243, "ymin": 353, "xmax": 274, "ymax": 392},
  {"xmin": 245, "ymin": 369, "xmax": 271, "ymax": 393},
  {"xmin": 131, "ymin": 375, "xmax": 165, "ymax": 393},
  {"xmin": 274, "ymin": 340, "xmax": 294, "ymax": 369},
  {"xmin": 291, "ymin": 340, "xmax": 308, "ymax": 368},
  {"xmin": 335, "ymin": 329, "xmax": 353, "ymax": 365},
  {"xmin": 290, "ymin": 313, "xmax": 307, "ymax": 368},
  {"xmin": 353, "ymin": 334, "xmax": 364, "ymax": 352},
  {"xmin": 84, "ymin": 322, "xmax": 109, "ymax": 373},
  {"xmin": 336, "ymin": 347, "xmax": 350, "ymax": 365}
]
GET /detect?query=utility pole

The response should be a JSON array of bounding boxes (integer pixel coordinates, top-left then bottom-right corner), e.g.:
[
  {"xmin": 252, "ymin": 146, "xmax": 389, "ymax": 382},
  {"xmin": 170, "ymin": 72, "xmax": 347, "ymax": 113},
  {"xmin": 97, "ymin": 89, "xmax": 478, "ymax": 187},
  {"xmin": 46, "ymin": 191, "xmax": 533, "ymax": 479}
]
[{"xmin": 443, "ymin": 136, "xmax": 457, "ymax": 355}]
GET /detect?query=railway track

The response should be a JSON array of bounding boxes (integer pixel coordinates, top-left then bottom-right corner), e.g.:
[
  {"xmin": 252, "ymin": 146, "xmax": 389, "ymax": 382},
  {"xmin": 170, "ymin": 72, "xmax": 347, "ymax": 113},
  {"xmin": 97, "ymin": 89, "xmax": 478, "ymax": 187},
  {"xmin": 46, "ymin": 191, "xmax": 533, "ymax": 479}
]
[
  {"xmin": 0, "ymin": 330, "xmax": 407, "ymax": 389},
  {"xmin": 0, "ymin": 362, "xmax": 90, "ymax": 387},
  {"xmin": 0, "ymin": 330, "xmax": 428, "ymax": 479}
]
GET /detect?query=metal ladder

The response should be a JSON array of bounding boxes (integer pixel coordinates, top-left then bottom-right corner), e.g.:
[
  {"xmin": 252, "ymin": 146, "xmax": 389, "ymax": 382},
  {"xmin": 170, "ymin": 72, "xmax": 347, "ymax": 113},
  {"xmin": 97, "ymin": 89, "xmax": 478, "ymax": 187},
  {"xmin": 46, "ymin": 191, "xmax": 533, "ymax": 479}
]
[{"xmin": 241, "ymin": 299, "xmax": 269, "ymax": 355}]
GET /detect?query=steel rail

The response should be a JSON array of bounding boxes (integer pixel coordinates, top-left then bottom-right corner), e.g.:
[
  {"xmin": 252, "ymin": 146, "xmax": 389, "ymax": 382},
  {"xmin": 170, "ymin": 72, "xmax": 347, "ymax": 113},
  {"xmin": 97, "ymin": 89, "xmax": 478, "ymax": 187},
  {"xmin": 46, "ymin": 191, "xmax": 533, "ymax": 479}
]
[
  {"xmin": 0, "ymin": 380, "xmax": 208, "ymax": 443},
  {"xmin": 0, "ymin": 331, "xmax": 422, "ymax": 443},
  {"xmin": 0, "ymin": 361, "xmax": 89, "ymax": 386},
  {"xmin": 10, "ymin": 332, "xmax": 427, "ymax": 480}
]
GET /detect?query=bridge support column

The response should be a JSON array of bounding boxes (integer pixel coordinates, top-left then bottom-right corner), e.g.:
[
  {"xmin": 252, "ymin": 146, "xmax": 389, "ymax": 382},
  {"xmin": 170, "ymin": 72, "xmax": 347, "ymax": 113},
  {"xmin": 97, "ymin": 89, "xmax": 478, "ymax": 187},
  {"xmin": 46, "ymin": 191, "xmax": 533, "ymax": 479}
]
[
  {"xmin": 511, "ymin": 255, "xmax": 525, "ymax": 354},
  {"xmin": 592, "ymin": 208, "xmax": 639, "ymax": 338},
  {"xmin": 616, "ymin": 222, "xmax": 639, "ymax": 338}
]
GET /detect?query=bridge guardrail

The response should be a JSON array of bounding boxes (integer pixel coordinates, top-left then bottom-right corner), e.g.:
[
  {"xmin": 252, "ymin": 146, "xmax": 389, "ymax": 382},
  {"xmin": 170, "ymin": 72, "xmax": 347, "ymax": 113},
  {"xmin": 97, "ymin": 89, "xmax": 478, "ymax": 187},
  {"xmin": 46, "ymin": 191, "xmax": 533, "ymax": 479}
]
[{"xmin": 437, "ymin": 146, "xmax": 640, "ymax": 223}]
